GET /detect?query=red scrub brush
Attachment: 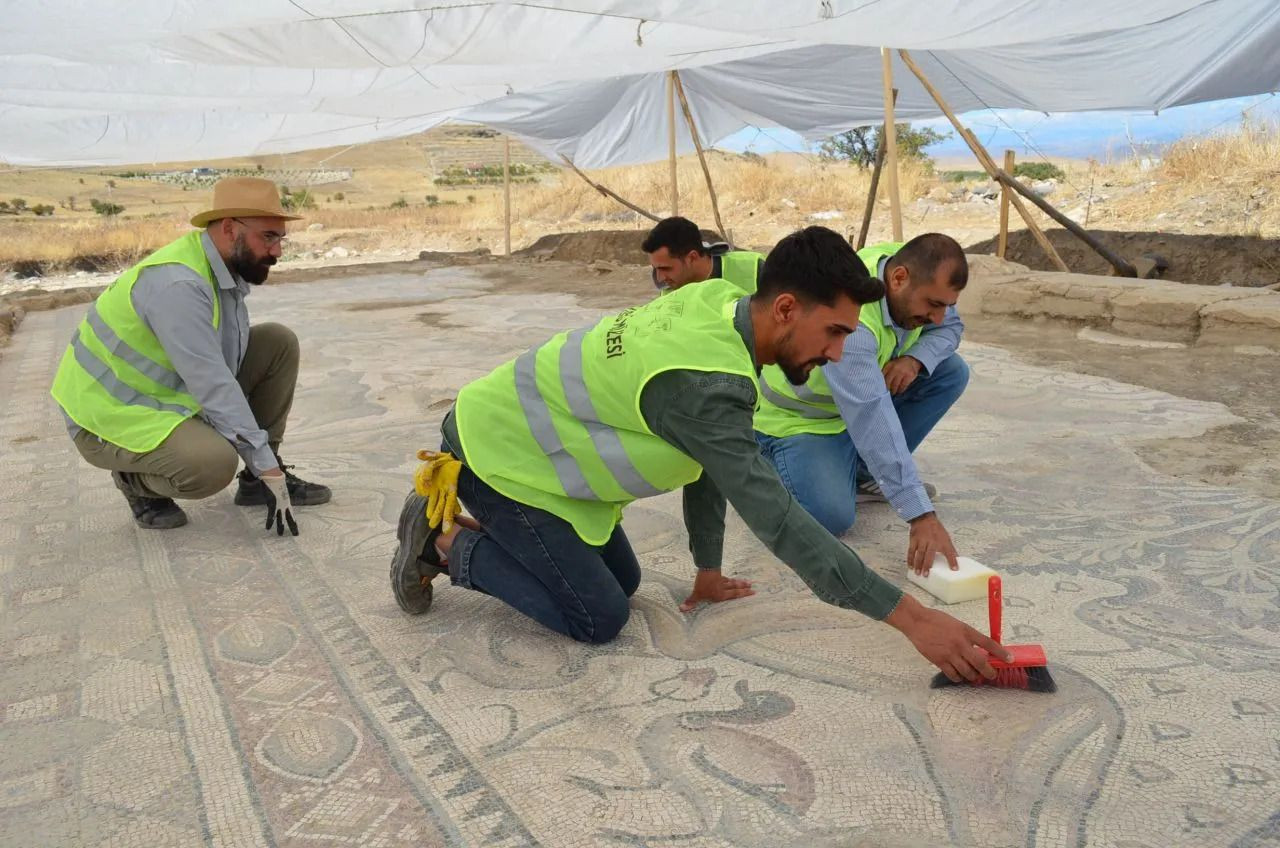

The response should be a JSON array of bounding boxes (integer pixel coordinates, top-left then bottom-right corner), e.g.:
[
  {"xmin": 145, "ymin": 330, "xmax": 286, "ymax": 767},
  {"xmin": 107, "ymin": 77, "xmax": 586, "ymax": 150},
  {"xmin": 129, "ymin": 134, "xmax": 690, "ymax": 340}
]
[{"xmin": 930, "ymin": 575, "xmax": 1056, "ymax": 692}]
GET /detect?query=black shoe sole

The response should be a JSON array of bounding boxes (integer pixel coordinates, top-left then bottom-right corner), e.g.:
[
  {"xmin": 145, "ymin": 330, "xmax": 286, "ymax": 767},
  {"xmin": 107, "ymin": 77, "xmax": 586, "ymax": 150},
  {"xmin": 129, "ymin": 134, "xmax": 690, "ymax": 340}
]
[
  {"xmin": 390, "ymin": 493, "xmax": 440, "ymax": 615},
  {"xmin": 133, "ymin": 510, "xmax": 189, "ymax": 530}
]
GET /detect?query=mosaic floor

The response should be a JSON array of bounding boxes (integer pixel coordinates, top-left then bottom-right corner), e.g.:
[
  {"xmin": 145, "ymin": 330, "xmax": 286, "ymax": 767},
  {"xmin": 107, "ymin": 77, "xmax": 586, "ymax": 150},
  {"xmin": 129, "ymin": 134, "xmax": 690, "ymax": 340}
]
[{"xmin": 1, "ymin": 268, "xmax": 1277, "ymax": 848}]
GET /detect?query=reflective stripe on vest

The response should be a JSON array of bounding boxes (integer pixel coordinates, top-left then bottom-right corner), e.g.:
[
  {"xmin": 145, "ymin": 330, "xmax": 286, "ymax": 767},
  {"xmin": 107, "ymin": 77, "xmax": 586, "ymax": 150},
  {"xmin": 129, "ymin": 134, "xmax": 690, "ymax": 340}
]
[
  {"xmin": 83, "ymin": 305, "xmax": 186, "ymax": 393},
  {"xmin": 457, "ymin": 278, "xmax": 756, "ymax": 544},
  {"xmin": 50, "ymin": 231, "xmax": 219, "ymax": 452},
  {"xmin": 67, "ymin": 328, "xmax": 197, "ymax": 418},
  {"xmin": 756, "ymin": 375, "xmax": 838, "ymax": 420},
  {"xmin": 511, "ymin": 327, "xmax": 668, "ymax": 502},
  {"xmin": 556, "ymin": 327, "xmax": 667, "ymax": 499}
]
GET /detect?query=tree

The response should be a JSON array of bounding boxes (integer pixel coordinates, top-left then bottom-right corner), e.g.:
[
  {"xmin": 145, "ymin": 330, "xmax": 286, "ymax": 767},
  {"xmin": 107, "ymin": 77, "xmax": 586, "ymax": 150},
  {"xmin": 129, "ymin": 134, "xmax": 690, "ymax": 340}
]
[
  {"xmin": 31, "ymin": 204, "xmax": 54, "ymax": 216},
  {"xmin": 280, "ymin": 187, "xmax": 316, "ymax": 211},
  {"xmin": 10, "ymin": 198, "xmax": 27, "ymax": 212},
  {"xmin": 90, "ymin": 198, "xmax": 124, "ymax": 216},
  {"xmin": 819, "ymin": 124, "xmax": 951, "ymax": 169},
  {"xmin": 1013, "ymin": 161, "xmax": 1066, "ymax": 181}
]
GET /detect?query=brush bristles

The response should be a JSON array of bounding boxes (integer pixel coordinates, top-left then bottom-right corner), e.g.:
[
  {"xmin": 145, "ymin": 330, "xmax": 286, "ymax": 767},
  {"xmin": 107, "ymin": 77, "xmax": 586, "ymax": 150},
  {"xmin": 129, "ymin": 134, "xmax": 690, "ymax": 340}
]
[{"xmin": 929, "ymin": 665, "xmax": 1057, "ymax": 693}]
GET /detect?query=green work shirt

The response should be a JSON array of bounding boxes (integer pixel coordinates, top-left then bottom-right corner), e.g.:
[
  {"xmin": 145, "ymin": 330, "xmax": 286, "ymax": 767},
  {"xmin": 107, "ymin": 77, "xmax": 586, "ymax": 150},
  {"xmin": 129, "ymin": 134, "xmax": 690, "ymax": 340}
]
[{"xmin": 444, "ymin": 297, "xmax": 903, "ymax": 621}]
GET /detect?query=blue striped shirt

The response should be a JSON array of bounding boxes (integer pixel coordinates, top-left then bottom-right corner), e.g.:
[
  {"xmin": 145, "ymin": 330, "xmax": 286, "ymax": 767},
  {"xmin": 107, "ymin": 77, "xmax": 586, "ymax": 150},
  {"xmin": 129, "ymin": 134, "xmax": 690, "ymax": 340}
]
[{"xmin": 821, "ymin": 257, "xmax": 963, "ymax": 521}]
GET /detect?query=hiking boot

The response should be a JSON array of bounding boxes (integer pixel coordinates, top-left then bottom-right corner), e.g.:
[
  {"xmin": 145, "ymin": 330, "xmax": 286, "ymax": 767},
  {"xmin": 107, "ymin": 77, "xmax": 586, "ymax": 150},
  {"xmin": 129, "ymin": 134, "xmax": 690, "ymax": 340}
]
[
  {"xmin": 234, "ymin": 458, "xmax": 331, "ymax": 507},
  {"xmin": 111, "ymin": 471, "xmax": 188, "ymax": 530},
  {"xmin": 390, "ymin": 492, "xmax": 449, "ymax": 615},
  {"xmin": 855, "ymin": 478, "xmax": 938, "ymax": 504}
]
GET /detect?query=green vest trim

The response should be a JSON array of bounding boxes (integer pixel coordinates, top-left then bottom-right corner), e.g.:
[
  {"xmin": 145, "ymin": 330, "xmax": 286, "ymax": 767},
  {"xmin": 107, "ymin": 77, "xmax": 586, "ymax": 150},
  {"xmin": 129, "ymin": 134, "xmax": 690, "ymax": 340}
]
[
  {"xmin": 51, "ymin": 231, "xmax": 221, "ymax": 453},
  {"xmin": 719, "ymin": 250, "xmax": 762, "ymax": 294},
  {"xmin": 456, "ymin": 278, "xmax": 757, "ymax": 544},
  {"xmin": 752, "ymin": 242, "xmax": 922, "ymax": 438}
]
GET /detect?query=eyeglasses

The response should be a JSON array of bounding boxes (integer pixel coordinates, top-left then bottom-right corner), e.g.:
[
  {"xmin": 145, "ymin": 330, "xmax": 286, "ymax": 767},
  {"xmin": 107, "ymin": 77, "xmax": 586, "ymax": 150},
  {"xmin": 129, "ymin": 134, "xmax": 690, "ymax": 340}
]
[{"xmin": 232, "ymin": 217, "xmax": 289, "ymax": 247}]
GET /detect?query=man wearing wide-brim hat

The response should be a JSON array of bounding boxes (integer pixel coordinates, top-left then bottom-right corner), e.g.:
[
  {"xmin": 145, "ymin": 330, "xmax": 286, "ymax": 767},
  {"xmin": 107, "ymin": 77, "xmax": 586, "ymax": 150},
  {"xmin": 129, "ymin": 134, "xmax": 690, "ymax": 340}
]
[{"xmin": 51, "ymin": 176, "xmax": 331, "ymax": 533}]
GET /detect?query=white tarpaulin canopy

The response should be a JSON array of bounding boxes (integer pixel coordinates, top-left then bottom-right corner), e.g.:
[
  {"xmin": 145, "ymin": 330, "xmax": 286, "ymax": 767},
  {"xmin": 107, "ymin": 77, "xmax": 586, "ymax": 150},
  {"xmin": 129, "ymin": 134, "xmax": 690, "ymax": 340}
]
[{"xmin": 3, "ymin": 1, "xmax": 1279, "ymax": 166}]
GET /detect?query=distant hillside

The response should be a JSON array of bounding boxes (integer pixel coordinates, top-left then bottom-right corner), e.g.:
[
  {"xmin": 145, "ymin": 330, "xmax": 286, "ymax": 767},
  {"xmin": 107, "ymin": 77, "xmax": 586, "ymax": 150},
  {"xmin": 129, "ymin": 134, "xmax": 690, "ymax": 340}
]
[
  {"xmin": 133, "ymin": 124, "xmax": 550, "ymax": 175},
  {"xmin": 0, "ymin": 125, "xmax": 556, "ymax": 222}
]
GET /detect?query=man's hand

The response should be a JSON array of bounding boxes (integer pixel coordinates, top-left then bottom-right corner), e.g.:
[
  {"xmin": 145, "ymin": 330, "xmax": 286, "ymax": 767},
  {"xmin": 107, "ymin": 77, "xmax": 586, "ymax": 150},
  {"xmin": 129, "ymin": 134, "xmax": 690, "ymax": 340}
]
[
  {"xmin": 680, "ymin": 569, "xmax": 755, "ymax": 612},
  {"xmin": 261, "ymin": 469, "xmax": 299, "ymax": 537},
  {"xmin": 882, "ymin": 355, "xmax": 923, "ymax": 395},
  {"xmin": 907, "ymin": 512, "xmax": 957, "ymax": 576},
  {"xmin": 885, "ymin": 594, "xmax": 1012, "ymax": 683}
]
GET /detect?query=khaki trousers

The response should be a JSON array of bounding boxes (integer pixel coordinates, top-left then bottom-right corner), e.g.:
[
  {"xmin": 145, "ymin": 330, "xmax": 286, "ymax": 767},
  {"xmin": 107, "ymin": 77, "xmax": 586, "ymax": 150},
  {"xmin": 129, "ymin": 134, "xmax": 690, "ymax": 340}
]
[{"xmin": 73, "ymin": 322, "xmax": 299, "ymax": 499}]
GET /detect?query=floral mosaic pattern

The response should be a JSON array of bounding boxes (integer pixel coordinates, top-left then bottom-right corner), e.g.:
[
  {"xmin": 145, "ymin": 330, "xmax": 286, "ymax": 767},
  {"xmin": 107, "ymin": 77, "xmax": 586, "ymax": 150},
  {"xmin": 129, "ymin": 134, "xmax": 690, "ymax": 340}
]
[{"xmin": 1, "ymin": 269, "xmax": 1276, "ymax": 847}]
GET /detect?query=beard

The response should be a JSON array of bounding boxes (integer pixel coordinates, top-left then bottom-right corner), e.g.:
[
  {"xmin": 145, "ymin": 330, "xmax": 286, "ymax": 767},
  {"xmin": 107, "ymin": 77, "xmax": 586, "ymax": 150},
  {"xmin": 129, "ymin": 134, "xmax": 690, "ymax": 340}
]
[
  {"xmin": 776, "ymin": 329, "xmax": 828, "ymax": 385},
  {"xmin": 227, "ymin": 233, "xmax": 276, "ymax": 285}
]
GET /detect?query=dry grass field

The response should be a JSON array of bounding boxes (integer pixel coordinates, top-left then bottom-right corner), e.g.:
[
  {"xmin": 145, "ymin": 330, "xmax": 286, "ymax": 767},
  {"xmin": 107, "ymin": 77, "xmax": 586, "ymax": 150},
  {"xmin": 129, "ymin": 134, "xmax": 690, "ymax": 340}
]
[{"xmin": 1, "ymin": 120, "xmax": 1277, "ymax": 275}]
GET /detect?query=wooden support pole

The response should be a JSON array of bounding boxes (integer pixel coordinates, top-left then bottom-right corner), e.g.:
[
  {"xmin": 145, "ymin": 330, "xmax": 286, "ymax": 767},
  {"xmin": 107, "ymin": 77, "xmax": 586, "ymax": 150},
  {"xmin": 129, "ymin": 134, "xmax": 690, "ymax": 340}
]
[
  {"xmin": 880, "ymin": 48, "xmax": 903, "ymax": 241},
  {"xmin": 666, "ymin": 71, "xmax": 679, "ymax": 216},
  {"xmin": 559, "ymin": 155, "xmax": 662, "ymax": 223},
  {"xmin": 857, "ymin": 87, "xmax": 897, "ymax": 250},
  {"xmin": 897, "ymin": 49, "xmax": 1069, "ymax": 272},
  {"xmin": 995, "ymin": 167, "xmax": 1136, "ymax": 276},
  {"xmin": 503, "ymin": 134, "xmax": 512, "ymax": 256},
  {"xmin": 672, "ymin": 71, "xmax": 727, "ymax": 239},
  {"xmin": 997, "ymin": 149, "xmax": 1013, "ymax": 259}
]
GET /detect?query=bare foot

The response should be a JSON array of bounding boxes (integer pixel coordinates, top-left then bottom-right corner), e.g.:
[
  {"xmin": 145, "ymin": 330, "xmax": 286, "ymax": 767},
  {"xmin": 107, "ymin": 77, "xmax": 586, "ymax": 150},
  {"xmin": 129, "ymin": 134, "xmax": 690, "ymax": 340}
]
[{"xmin": 433, "ymin": 514, "xmax": 482, "ymax": 565}]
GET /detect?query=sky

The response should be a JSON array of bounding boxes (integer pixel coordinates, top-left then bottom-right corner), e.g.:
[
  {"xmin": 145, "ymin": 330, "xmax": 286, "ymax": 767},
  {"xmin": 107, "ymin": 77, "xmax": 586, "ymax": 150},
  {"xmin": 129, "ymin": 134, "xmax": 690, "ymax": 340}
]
[{"xmin": 716, "ymin": 92, "xmax": 1280, "ymax": 163}]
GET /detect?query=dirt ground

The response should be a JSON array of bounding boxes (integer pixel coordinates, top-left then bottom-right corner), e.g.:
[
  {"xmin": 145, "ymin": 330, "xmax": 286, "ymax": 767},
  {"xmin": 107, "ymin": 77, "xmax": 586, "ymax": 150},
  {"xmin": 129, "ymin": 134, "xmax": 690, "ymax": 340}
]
[
  {"xmin": 515, "ymin": 227, "xmax": 724, "ymax": 265},
  {"xmin": 967, "ymin": 228, "xmax": 1280, "ymax": 287}
]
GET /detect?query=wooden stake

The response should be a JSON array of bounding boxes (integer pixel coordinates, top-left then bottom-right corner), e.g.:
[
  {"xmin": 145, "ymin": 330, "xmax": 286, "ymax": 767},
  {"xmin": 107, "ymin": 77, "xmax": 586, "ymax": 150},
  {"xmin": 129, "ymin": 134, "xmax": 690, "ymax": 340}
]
[
  {"xmin": 672, "ymin": 71, "xmax": 726, "ymax": 239},
  {"xmin": 858, "ymin": 87, "xmax": 897, "ymax": 250},
  {"xmin": 897, "ymin": 49, "xmax": 1069, "ymax": 272},
  {"xmin": 880, "ymin": 48, "xmax": 903, "ymax": 241},
  {"xmin": 559, "ymin": 155, "xmax": 661, "ymax": 223},
  {"xmin": 997, "ymin": 149, "xmax": 1013, "ymax": 259},
  {"xmin": 503, "ymin": 134, "xmax": 512, "ymax": 256},
  {"xmin": 995, "ymin": 167, "xmax": 1136, "ymax": 276},
  {"xmin": 666, "ymin": 71, "xmax": 678, "ymax": 216}
]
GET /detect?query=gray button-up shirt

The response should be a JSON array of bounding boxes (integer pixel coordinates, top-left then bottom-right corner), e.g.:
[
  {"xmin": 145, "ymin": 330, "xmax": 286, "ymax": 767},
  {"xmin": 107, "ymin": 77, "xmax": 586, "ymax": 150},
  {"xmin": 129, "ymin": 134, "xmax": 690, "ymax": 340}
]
[{"xmin": 64, "ymin": 232, "xmax": 276, "ymax": 474}]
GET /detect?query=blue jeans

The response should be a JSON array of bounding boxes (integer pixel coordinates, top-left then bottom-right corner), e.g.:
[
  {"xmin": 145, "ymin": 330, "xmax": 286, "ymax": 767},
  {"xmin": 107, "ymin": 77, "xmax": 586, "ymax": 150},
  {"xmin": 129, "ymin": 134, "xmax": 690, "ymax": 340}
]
[
  {"xmin": 756, "ymin": 353, "xmax": 969, "ymax": 535},
  {"xmin": 442, "ymin": 438, "xmax": 640, "ymax": 644}
]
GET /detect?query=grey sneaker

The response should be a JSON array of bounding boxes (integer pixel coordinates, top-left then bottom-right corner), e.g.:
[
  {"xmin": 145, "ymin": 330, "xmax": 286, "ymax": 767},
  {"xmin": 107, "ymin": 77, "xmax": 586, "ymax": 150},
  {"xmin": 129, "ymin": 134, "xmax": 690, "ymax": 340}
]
[
  {"xmin": 390, "ymin": 492, "xmax": 448, "ymax": 615},
  {"xmin": 855, "ymin": 478, "xmax": 938, "ymax": 503},
  {"xmin": 111, "ymin": 471, "xmax": 188, "ymax": 530}
]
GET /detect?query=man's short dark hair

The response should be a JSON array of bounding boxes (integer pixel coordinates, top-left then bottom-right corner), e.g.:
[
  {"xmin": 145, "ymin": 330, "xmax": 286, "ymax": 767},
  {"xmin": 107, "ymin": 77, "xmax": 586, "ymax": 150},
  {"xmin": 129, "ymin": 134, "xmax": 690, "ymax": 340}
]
[
  {"xmin": 641, "ymin": 216, "xmax": 706, "ymax": 257},
  {"xmin": 889, "ymin": 232, "xmax": 969, "ymax": 289},
  {"xmin": 755, "ymin": 226, "xmax": 884, "ymax": 306}
]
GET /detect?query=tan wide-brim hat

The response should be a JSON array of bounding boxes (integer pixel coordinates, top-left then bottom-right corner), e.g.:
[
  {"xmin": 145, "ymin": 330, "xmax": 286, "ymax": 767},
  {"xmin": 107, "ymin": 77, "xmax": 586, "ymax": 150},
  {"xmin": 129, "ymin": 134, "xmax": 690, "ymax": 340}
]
[{"xmin": 190, "ymin": 176, "xmax": 304, "ymax": 227}]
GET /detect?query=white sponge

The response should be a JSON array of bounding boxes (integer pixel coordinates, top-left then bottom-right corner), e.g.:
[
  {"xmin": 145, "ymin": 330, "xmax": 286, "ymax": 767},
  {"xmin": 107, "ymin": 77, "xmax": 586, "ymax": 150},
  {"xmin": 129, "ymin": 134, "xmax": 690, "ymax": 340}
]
[{"xmin": 906, "ymin": 554, "xmax": 997, "ymax": 604}]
